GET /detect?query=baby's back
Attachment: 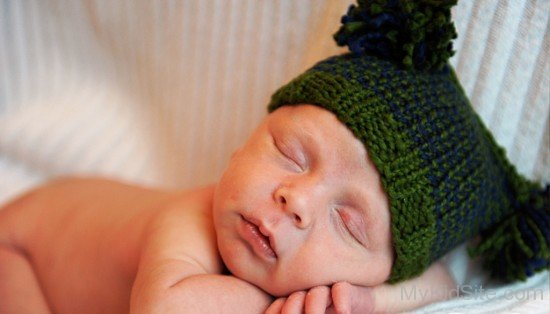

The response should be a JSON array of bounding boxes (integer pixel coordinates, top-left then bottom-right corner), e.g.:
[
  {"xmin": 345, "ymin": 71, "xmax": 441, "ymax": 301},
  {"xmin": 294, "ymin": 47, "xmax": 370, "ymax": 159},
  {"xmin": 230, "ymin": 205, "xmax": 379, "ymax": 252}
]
[{"xmin": 0, "ymin": 177, "xmax": 200, "ymax": 313}]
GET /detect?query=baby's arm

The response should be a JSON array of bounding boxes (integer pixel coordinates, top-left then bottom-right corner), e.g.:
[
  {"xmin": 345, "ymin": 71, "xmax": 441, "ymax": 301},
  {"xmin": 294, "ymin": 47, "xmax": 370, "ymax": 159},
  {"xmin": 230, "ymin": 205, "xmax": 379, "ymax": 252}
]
[
  {"xmin": 0, "ymin": 191, "xmax": 51, "ymax": 313},
  {"xmin": 131, "ymin": 258, "xmax": 273, "ymax": 314},
  {"xmin": 266, "ymin": 261, "xmax": 456, "ymax": 313},
  {"xmin": 0, "ymin": 244, "xmax": 51, "ymax": 313},
  {"xmin": 131, "ymin": 262, "xmax": 272, "ymax": 313},
  {"xmin": 369, "ymin": 261, "xmax": 457, "ymax": 313},
  {"xmin": 130, "ymin": 200, "xmax": 272, "ymax": 313}
]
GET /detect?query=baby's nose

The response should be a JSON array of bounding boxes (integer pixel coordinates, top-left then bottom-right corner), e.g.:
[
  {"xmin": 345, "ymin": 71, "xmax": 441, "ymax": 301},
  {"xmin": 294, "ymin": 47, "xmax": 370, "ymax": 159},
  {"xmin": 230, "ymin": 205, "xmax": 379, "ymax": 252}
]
[{"xmin": 273, "ymin": 182, "xmax": 323, "ymax": 229}]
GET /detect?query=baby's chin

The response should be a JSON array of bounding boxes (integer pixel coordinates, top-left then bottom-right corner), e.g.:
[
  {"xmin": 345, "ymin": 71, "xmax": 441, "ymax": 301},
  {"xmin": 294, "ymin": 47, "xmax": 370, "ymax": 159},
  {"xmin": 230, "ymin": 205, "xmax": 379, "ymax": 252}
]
[
  {"xmin": 251, "ymin": 270, "xmax": 391, "ymax": 297},
  {"xmin": 246, "ymin": 272, "xmax": 355, "ymax": 297},
  {"xmin": 254, "ymin": 279, "xmax": 310, "ymax": 297},
  {"xmin": 222, "ymin": 259, "xmax": 305, "ymax": 297}
]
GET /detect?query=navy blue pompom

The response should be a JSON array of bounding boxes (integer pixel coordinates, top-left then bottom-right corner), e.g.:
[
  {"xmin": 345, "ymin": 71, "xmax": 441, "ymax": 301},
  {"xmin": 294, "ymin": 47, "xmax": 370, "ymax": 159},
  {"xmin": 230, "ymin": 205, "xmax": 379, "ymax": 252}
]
[{"xmin": 334, "ymin": 0, "xmax": 458, "ymax": 71}]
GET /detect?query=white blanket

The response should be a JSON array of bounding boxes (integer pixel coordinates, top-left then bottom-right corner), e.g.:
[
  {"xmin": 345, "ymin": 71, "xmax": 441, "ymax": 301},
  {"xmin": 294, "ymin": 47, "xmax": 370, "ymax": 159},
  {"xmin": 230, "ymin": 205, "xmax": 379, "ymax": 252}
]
[{"xmin": 1, "ymin": 1, "xmax": 548, "ymax": 312}]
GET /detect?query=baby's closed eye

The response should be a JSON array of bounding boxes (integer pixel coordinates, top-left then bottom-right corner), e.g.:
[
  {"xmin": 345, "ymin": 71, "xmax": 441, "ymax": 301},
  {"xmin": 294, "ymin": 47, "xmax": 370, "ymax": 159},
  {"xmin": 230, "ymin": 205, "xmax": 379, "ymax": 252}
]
[
  {"xmin": 336, "ymin": 208, "xmax": 368, "ymax": 247},
  {"xmin": 272, "ymin": 135, "xmax": 306, "ymax": 172}
]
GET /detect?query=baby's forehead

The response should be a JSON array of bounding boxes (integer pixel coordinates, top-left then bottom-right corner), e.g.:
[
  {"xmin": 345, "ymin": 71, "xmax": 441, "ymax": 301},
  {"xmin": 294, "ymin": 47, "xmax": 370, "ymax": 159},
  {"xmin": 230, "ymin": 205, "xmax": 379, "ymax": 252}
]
[
  {"xmin": 267, "ymin": 105, "xmax": 355, "ymax": 140},
  {"xmin": 268, "ymin": 105, "xmax": 369, "ymax": 154}
]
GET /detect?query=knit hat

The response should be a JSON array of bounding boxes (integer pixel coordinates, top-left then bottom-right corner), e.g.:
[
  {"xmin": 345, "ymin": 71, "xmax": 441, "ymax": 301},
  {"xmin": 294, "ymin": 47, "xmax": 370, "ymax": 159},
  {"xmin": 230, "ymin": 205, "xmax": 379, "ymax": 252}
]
[{"xmin": 268, "ymin": 0, "xmax": 549, "ymax": 283}]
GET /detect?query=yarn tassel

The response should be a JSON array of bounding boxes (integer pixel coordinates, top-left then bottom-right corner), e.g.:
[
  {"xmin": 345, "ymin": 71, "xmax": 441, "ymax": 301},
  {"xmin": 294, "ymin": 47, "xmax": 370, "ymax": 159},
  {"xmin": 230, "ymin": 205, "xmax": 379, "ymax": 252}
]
[
  {"xmin": 469, "ymin": 185, "xmax": 550, "ymax": 281},
  {"xmin": 333, "ymin": 0, "xmax": 458, "ymax": 71}
]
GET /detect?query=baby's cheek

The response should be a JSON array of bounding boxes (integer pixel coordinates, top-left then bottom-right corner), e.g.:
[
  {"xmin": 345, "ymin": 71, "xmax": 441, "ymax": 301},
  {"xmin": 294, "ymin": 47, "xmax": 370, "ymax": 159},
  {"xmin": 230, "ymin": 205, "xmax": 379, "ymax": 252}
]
[
  {"xmin": 288, "ymin": 252, "xmax": 337, "ymax": 286},
  {"xmin": 299, "ymin": 242, "xmax": 374, "ymax": 285}
]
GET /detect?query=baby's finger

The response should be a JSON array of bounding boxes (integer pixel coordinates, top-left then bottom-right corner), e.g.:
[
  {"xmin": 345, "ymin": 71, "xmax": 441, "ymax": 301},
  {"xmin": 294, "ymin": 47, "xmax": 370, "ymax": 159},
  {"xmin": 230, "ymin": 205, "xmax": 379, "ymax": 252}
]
[
  {"xmin": 330, "ymin": 282, "xmax": 353, "ymax": 314},
  {"xmin": 281, "ymin": 291, "xmax": 307, "ymax": 314},
  {"xmin": 304, "ymin": 286, "xmax": 331, "ymax": 314},
  {"xmin": 265, "ymin": 297, "xmax": 286, "ymax": 314},
  {"xmin": 331, "ymin": 282, "xmax": 374, "ymax": 314}
]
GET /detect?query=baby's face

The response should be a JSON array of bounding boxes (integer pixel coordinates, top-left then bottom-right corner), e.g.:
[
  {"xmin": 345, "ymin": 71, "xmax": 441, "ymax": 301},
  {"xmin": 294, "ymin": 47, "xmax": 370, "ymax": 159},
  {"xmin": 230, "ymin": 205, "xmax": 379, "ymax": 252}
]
[{"xmin": 213, "ymin": 105, "xmax": 393, "ymax": 296}]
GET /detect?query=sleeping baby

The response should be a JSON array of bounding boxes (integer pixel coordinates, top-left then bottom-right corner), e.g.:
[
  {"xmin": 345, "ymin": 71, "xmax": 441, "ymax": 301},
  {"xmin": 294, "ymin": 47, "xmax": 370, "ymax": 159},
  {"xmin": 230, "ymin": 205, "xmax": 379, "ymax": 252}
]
[
  {"xmin": 0, "ymin": 105, "xmax": 455, "ymax": 313},
  {"xmin": 1, "ymin": 1, "xmax": 548, "ymax": 313}
]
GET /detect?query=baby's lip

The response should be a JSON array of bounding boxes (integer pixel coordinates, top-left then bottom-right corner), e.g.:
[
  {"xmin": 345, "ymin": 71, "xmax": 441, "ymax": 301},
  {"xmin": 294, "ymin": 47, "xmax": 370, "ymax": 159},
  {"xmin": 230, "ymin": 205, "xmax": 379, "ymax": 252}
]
[{"xmin": 240, "ymin": 214, "xmax": 278, "ymax": 258}]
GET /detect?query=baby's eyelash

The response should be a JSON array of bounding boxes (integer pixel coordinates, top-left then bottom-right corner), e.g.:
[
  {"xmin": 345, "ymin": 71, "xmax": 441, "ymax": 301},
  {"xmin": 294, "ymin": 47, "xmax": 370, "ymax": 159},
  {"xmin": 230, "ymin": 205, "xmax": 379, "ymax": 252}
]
[
  {"xmin": 337, "ymin": 209, "xmax": 364, "ymax": 246},
  {"xmin": 273, "ymin": 137, "xmax": 303, "ymax": 171}
]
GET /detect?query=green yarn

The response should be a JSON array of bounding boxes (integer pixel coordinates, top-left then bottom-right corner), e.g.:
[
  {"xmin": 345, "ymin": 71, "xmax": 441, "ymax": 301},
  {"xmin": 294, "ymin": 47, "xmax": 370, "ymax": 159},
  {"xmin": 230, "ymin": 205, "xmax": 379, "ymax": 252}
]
[
  {"xmin": 469, "ymin": 204, "xmax": 550, "ymax": 281},
  {"xmin": 334, "ymin": 0, "xmax": 457, "ymax": 71},
  {"xmin": 267, "ymin": 0, "xmax": 549, "ymax": 284},
  {"xmin": 268, "ymin": 52, "xmax": 550, "ymax": 283},
  {"xmin": 270, "ymin": 56, "xmax": 441, "ymax": 283},
  {"xmin": 467, "ymin": 116, "xmax": 550, "ymax": 281}
]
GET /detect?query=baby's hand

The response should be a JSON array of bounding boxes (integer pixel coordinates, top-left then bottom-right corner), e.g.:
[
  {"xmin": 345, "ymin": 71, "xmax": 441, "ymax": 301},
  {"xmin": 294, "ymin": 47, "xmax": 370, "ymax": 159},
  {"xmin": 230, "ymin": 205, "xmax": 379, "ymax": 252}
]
[
  {"xmin": 264, "ymin": 261, "xmax": 456, "ymax": 313},
  {"xmin": 264, "ymin": 282, "xmax": 375, "ymax": 314}
]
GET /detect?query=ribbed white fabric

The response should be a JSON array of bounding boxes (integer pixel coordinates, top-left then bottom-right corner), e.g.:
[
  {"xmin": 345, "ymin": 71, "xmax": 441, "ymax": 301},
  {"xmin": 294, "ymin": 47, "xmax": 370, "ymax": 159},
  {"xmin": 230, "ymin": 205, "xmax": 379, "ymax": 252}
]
[
  {"xmin": 1, "ymin": 0, "xmax": 547, "ymax": 193},
  {"xmin": 0, "ymin": 1, "xmax": 548, "ymax": 311}
]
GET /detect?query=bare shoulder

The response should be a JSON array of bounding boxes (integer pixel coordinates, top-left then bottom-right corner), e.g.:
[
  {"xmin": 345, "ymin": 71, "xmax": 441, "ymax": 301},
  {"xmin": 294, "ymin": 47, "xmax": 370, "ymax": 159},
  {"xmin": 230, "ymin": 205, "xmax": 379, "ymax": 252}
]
[
  {"xmin": 0, "ymin": 177, "xmax": 80, "ymax": 246},
  {"xmin": 138, "ymin": 185, "xmax": 223, "ymax": 275},
  {"xmin": 0, "ymin": 177, "xmax": 172, "ymax": 253},
  {"xmin": 0, "ymin": 176, "xmax": 164, "ymax": 215}
]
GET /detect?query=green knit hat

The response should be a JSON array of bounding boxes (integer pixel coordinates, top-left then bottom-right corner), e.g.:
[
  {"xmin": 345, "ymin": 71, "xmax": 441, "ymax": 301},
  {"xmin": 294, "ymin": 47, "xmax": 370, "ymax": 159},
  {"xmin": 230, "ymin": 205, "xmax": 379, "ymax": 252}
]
[{"xmin": 268, "ymin": 0, "xmax": 549, "ymax": 283}]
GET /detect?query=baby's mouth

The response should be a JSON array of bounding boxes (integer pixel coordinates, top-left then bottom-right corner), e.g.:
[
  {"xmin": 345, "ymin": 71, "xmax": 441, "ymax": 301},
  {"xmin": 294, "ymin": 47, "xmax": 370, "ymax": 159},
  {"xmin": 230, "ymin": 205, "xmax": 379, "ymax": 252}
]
[{"xmin": 240, "ymin": 215, "xmax": 278, "ymax": 260}]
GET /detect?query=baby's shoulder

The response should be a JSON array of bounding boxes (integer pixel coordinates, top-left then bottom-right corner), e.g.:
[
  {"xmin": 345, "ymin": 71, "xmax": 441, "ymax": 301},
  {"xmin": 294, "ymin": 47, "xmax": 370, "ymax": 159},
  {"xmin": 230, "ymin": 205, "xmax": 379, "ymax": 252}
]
[
  {"xmin": 138, "ymin": 185, "xmax": 222, "ymax": 274},
  {"xmin": 148, "ymin": 185, "xmax": 216, "ymax": 231}
]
